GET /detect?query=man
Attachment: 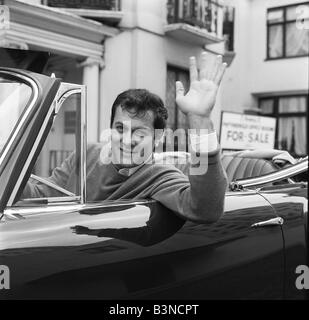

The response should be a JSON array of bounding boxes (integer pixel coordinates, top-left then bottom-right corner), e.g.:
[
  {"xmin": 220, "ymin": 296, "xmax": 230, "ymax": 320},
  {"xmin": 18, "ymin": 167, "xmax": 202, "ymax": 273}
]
[{"xmin": 23, "ymin": 52, "xmax": 228, "ymax": 224}]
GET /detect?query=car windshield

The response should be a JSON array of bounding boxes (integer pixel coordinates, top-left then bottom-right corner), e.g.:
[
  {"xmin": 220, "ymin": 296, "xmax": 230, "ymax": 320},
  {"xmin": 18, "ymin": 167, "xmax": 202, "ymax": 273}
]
[{"xmin": 0, "ymin": 74, "xmax": 32, "ymax": 154}]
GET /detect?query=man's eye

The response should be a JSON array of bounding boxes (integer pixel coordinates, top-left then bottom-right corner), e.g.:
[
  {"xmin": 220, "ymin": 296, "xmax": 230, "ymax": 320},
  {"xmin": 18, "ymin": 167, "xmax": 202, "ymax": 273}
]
[{"xmin": 134, "ymin": 130, "xmax": 146, "ymax": 138}]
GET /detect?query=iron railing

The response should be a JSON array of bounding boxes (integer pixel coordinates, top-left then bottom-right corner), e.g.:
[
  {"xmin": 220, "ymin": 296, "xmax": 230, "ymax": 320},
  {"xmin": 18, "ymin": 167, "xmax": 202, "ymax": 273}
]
[
  {"xmin": 44, "ymin": 0, "xmax": 121, "ymax": 11},
  {"xmin": 167, "ymin": 0, "xmax": 222, "ymax": 35}
]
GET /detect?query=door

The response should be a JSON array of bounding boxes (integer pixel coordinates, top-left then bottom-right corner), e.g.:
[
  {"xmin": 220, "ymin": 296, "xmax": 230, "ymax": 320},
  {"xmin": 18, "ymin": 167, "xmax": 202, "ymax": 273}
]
[
  {"xmin": 259, "ymin": 183, "xmax": 308, "ymax": 299},
  {"xmin": 1, "ymin": 190, "xmax": 284, "ymax": 299}
]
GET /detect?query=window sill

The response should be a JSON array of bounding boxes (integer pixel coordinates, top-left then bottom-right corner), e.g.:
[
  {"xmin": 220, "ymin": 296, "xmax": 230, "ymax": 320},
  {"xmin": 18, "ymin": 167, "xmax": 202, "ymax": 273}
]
[{"xmin": 265, "ymin": 54, "xmax": 309, "ymax": 61}]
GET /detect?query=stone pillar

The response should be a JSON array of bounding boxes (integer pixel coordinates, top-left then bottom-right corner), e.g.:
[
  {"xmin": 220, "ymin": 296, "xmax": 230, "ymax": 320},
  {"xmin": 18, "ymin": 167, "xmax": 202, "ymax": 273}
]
[{"xmin": 80, "ymin": 57, "xmax": 104, "ymax": 143}]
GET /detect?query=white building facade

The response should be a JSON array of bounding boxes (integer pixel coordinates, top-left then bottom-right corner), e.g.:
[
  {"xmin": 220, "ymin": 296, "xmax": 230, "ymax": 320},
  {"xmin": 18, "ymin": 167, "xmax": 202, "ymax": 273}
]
[
  {"xmin": 221, "ymin": 0, "xmax": 308, "ymax": 156},
  {"xmin": 1, "ymin": 0, "xmax": 307, "ymax": 158},
  {"xmin": 1, "ymin": 0, "xmax": 228, "ymax": 140}
]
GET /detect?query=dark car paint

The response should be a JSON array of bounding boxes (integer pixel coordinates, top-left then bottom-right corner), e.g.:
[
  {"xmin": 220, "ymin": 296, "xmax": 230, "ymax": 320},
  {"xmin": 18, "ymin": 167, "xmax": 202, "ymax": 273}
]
[
  {"xmin": 0, "ymin": 68, "xmax": 307, "ymax": 299},
  {"xmin": 1, "ymin": 191, "xmax": 284, "ymax": 299}
]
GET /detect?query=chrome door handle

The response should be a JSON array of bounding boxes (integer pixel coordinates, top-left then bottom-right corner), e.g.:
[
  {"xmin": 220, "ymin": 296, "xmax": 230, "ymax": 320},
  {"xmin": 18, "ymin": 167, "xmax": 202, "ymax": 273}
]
[{"xmin": 251, "ymin": 217, "xmax": 284, "ymax": 228}]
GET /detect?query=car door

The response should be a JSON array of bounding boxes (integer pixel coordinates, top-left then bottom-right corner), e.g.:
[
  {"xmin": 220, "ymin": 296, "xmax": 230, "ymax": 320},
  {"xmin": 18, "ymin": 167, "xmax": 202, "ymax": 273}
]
[
  {"xmin": 256, "ymin": 165, "xmax": 308, "ymax": 299},
  {"xmin": 230, "ymin": 160, "xmax": 308, "ymax": 299},
  {"xmin": 1, "ymin": 190, "xmax": 284, "ymax": 300}
]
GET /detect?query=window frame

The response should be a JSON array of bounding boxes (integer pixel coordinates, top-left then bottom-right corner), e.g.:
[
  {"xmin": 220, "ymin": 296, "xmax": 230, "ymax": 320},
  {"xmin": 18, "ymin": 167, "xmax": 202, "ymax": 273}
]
[
  {"xmin": 266, "ymin": 1, "xmax": 309, "ymax": 60},
  {"xmin": 258, "ymin": 94, "xmax": 308, "ymax": 156}
]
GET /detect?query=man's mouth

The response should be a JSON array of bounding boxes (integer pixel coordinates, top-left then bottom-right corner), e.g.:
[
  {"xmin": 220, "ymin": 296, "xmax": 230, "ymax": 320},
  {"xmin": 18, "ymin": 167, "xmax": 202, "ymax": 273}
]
[{"xmin": 120, "ymin": 147, "xmax": 136, "ymax": 154}]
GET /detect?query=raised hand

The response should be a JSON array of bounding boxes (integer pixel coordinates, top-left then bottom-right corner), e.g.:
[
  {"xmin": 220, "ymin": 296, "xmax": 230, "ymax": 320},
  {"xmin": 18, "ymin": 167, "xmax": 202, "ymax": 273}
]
[{"xmin": 176, "ymin": 52, "xmax": 227, "ymax": 118}]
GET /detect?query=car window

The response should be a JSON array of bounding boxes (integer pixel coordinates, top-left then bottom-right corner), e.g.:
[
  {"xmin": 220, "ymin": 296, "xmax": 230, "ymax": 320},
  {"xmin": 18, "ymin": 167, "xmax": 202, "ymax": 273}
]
[
  {"xmin": 16, "ymin": 92, "xmax": 82, "ymax": 203},
  {"xmin": 0, "ymin": 75, "xmax": 32, "ymax": 155}
]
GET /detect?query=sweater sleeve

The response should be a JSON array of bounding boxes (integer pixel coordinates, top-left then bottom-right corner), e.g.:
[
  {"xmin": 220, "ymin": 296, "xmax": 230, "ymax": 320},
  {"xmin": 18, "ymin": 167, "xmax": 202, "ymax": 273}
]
[
  {"xmin": 150, "ymin": 149, "xmax": 228, "ymax": 224},
  {"xmin": 21, "ymin": 151, "xmax": 76, "ymax": 199}
]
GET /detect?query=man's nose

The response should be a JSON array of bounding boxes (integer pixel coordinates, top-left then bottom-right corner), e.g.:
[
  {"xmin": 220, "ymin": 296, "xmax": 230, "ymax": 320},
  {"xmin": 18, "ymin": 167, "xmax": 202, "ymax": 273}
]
[{"xmin": 121, "ymin": 131, "xmax": 139, "ymax": 148}]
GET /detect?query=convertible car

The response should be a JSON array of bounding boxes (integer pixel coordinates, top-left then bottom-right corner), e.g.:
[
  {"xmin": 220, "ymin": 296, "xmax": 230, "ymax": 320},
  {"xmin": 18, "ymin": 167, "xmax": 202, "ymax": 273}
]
[{"xmin": 0, "ymin": 67, "xmax": 308, "ymax": 300}]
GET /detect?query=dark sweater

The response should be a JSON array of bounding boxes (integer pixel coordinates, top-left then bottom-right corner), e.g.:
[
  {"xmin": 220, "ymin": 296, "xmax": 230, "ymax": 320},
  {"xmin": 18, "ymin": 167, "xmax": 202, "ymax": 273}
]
[{"xmin": 23, "ymin": 144, "xmax": 228, "ymax": 223}]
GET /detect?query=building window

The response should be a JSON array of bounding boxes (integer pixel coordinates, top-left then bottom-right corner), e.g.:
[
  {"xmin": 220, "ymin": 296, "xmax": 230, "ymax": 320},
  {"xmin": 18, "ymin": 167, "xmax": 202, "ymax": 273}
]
[
  {"xmin": 259, "ymin": 95, "xmax": 308, "ymax": 156},
  {"xmin": 166, "ymin": 66, "xmax": 190, "ymax": 151},
  {"xmin": 223, "ymin": 6, "xmax": 235, "ymax": 52},
  {"xmin": 166, "ymin": 66, "xmax": 190, "ymax": 130},
  {"xmin": 64, "ymin": 110, "xmax": 76, "ymax": 134},
  {"xmin": 267, "ymin": 2, "xmax": 309, "ymax": 59}
]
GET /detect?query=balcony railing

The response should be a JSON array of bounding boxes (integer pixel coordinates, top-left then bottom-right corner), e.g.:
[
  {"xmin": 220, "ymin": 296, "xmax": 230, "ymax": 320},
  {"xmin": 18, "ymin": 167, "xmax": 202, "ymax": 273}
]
[
  {"xmin": 167, "ymin": 0, "xmax": 222, "ymax": 35},
  {"xmin": 44, "ymin": 0, "xmax": 121, "ymax": 11}
]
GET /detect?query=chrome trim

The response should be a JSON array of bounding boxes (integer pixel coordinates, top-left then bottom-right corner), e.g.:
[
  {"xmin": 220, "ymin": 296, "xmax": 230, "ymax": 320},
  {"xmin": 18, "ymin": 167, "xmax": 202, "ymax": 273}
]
[
  {"xmin": 251, "ymin": 217, "xmax": 284, "ymax": 228},
  {"xmin": 56, "ymin": 85, "xmax": 82, "ymax": 113},
  {"xmin": 30, "ymin": 196, "xmax": 81, "ymax": 203},
  {"xmin": 80, "ymin": 85, "xmax": 87, "ymax": 204},
  {"xmin": 30, "ymin": 174, "xmax": 75, "ymax": 197},
  {"xmin": 4, "ymin": 203, "xmax": 83, "ymax": 217},
  {"xmin": 0, "ymin": 70, "xmax": 39, "ymax": 166},
  {"xmin": 231, "ymin": 157, "xmax": 308, "ymax": 189},
  {"xmin": 4, "ymin": 199, "xmax": 153, "ymax": 217},
  {"xmin": 55, "ymin": 83, "xmax": 87, "ymax": 204}
]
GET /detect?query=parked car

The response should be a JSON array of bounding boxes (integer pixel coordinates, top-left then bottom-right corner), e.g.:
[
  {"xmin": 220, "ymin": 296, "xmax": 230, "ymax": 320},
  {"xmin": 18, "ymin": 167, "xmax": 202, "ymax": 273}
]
[{"xmin": 0, "ymin": 68, "xmax": 307, "ymax": 300}]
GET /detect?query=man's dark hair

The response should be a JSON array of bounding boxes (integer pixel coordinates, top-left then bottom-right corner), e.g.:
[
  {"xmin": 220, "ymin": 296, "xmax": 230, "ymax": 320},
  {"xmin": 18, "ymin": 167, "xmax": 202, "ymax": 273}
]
[{"xmin": 110, "ymin": 89, "xmax": 168, "ymax": 129}]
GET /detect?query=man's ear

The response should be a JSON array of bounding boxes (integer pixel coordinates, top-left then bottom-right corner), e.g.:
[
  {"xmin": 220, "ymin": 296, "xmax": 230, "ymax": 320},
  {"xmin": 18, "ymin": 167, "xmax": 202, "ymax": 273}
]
[{"xmin": 154, "ymin": 129, "xmax": 165, "ymax": 148}]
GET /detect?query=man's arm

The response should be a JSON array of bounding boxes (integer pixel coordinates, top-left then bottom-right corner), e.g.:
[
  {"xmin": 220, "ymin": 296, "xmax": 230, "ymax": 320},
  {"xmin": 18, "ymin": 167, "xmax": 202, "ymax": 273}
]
[
  {"xmin": 153, "ymin": 52, "xmax": 228, "ymax": 223},
  {"xmin": 22, "ymin": 151, "xmax": 76, "ymax": 199},
  {"xmin": 151, "ymin": 150, "xmax": 227, "ymax": 224}
]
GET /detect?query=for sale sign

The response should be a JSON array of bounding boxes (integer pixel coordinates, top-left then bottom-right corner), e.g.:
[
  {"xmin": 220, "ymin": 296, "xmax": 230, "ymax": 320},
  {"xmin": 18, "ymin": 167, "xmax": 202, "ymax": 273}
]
[{"xmin": 220, "ymin": 112, "xmax": 276, "ymax": 150}]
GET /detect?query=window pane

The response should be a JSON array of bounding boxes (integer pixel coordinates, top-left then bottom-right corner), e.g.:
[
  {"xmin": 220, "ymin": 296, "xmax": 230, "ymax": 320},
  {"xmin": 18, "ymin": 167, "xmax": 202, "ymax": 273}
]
[
  {"xmin": 267, "ymin": 9, "xmax": 284, "ymax": 23},
  {"xmin": 286, "ymin": 22, "xmax": 309, "ymax": 56},
  {"xmin": 287, "ymin": 4, "xmax": 309, "ymax": 20},
  {"xmin": 33, "ymin": 94, "xmax": 79, "ymax": 178},
  {"xmin": 268, "ymin": 25, "xmax": 283, "ymax": 57},
  {"xmin": 19, "ymin": 92, "xmax": 81, "ymax": 200},
  {"xmin": 0, "ymin": 76, "xmax": 32, "ymax": 154},
  {"xmin": 278, "ymin": 117, "xmax": 307, "ymax": 156},
  {"xmin": 279, "ymin": 96, "xmax": 307, "ymax": 113},
  {"xmin": 286, "ymin": 5, "xmax": 298, "ymax": 20},
  {"xmin": 259, "ymin": 99, "xmax": 274, "ymax": 114}
]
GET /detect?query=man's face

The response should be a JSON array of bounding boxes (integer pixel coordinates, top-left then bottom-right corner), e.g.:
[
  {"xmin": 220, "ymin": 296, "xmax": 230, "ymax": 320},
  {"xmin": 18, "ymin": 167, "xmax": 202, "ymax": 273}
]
[{"xmin": 111, "ymin": 106, "xmax": 156, "ymax": 168}]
